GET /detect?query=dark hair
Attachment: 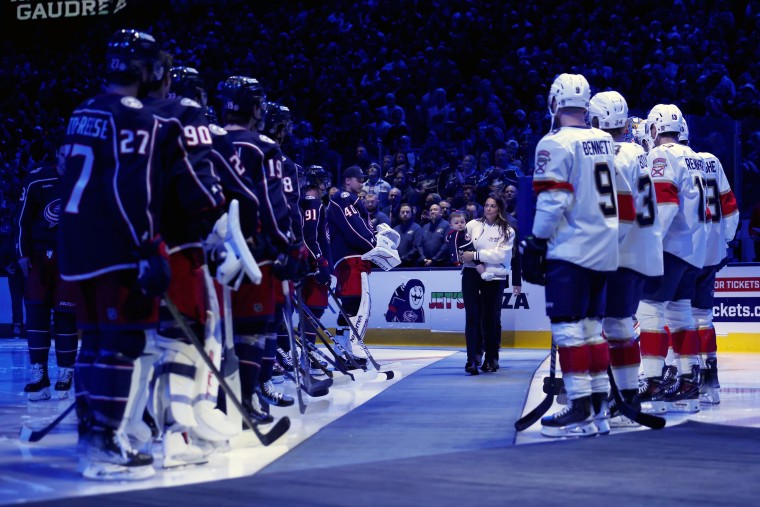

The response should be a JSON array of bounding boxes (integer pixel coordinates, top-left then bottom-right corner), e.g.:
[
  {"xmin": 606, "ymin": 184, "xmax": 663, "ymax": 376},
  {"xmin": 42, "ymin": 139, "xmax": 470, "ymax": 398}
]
[{"xmin": 482, "ymin": 193, "xmax": 513, "ymax": 245}]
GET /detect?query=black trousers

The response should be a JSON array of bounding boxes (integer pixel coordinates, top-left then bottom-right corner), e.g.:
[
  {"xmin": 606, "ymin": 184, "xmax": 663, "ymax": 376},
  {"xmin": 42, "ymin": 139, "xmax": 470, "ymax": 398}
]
[{"xmin": 462, "ymin": 267, "xmax": 506, "ymax": 364}]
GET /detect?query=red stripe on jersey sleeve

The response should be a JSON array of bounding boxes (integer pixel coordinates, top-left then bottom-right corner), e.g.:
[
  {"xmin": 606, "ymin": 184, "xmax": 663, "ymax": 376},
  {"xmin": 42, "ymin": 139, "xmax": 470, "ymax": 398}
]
[
  {"xmin": 720, "ymin": 190, "xmax": 738, "ymax": 216},
  {"xmin": 617, "ymin": 193, "xmax": 636, "ymax": 222},
  {"xmin": 654, "ymin": 181, "xmax": 679, "ymax": 205},
  {"xmin": 533, "ymin": 180, "xmax": 574, "ymax": 194}
]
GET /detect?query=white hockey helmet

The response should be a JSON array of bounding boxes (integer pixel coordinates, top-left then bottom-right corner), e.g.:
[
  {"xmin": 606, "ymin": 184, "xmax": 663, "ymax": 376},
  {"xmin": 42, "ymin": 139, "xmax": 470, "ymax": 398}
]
[
  {"xmin": 548, "ymin": 73, "xmax": 591, "ymax": 115},
  {"xmin": 628, "ymin": 116, "xmax": 652, "ymax": 152},
  {"xmin": 647, "ymin": 104, "xmax": 683, "ymax": 142},
  {"xmin": 589, "ymin": 91, "xmax": 628, "ymax": 129},
  {"xmin": 679, "ymin": 117, "xmax": 689, "ymax": 144}
]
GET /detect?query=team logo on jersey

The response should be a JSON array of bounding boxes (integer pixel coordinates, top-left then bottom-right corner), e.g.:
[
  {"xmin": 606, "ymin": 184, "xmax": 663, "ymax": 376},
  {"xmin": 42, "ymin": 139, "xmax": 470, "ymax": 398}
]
[
  {"xmin": 121, "ymin": 96, "xmax": 143, "ymax": 109},
  {"xmin": 180, "ymin": 97, "xmax": 202, "ymax": 108},
  {"xmin": 651, "ymin": 158, "xmax": 667, "ymax": 177},
  {"xmin": 535, "ymin": 150, "xmax": 551, "ymax": 174},
  {"xmin": 209, "ymin": 124, "xmax": 227, "ymax": 135},
  {"xmin": 340, "ymin": 192, "xmax": 350, "ymax": 198},
  {"xmin": 43, "ymin": 198, "xmax": 61, "ymax": 228},
  {"xmin": 259, "ymin": 134, "xmax": 276, "ymax": 144}
]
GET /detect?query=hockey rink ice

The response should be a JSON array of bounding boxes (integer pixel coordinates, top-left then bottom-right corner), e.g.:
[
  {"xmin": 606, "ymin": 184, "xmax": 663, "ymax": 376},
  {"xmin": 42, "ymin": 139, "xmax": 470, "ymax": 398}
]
[{"xmin": 0, "ymin": 337, "xmax": 759, "ymax": 506}]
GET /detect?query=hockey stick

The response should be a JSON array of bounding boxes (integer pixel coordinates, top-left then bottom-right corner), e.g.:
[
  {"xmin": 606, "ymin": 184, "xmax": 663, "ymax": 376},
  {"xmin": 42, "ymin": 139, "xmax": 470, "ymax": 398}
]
[
  {"xmin": 327, "ymin": 286, "xmax": 393, "ymax": 378},
  {"xmin": 297, "ymin": 299, "xmax": 381, "ymax": 382},
  {"xmin": 281, "ymin": 281, "xmax": 331, "ymax": 401},
  {"xmin": 163, "ymin": 295, "xmax": 290, "ymax": 446},
  {"xmin": 607, "ymin": 366, "xmax": 666, "ymax": 430},
  {"xmin": 515, "ymin": 342, "xmax": 557, "ymax": 431},
  {"xmin": 290, "ymin": 301, "xmax": 355, "ymax": 383},
  {"xmin": 19, "ymin": 401, "xmax": 76, "ymax": 443},
  {"xmin": 221, "ymin": 284, "xmax": 243, "ymax": 431},
  {"xmin": 294, "ymin": 296, "xmax": 354, "ymax": 377}
]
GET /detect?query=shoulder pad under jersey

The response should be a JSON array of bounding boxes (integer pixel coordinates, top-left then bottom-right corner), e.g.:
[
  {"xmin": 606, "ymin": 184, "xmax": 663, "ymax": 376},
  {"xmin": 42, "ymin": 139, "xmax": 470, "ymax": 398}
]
[{"xmin": 120, "ymin": 96, "xmax": 144, "ymax": 109}]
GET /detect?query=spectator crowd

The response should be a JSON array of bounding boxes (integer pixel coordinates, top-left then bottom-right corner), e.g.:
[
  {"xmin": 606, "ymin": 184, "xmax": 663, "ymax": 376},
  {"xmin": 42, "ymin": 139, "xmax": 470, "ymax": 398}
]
[{"xmin": 2, "ymin": 0, "xmax": 760, "ymax": 272}]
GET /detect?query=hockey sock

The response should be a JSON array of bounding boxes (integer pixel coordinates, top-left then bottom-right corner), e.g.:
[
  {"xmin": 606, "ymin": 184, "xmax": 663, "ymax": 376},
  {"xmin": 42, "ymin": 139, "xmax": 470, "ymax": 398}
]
[
  {"xmin": 639, "ymin": 331, "xmax": 668, "ymax": 378},
  {"xmin": 609, "ymin": 339, "xmax": 641, "ymax": 391},
  {"xmin": 235, "ymin": 338, "xmax": 264, "ymax": 400},
  {"xmin": 259, "ymin": 334, "xmax": 277, "ymax": 383},
  {"xmin": 26, "ymin": 304, "xmax": 52, "ymax": 365},
  {"xmin": 53, "ymin": 311, "xmax": 78, "ymax": 368}
]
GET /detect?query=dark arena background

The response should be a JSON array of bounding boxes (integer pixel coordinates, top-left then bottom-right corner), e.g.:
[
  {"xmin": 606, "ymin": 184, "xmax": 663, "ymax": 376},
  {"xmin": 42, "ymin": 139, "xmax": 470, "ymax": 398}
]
[{"xmin": 1, "ymin": 1, "xmax": 759, "ymax": 505}]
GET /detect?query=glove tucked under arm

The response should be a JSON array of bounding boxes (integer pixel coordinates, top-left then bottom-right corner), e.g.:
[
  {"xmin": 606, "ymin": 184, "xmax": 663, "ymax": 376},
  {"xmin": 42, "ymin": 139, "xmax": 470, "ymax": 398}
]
[
  {"xmin": 274, "ymin": 242, "xmax": 309, "ymax": 282},
  {"xmin": 518, "ymin": 236, "xmax": 547, "ymax": 286},
  {"xmin": 314, "ymin": 256, "xmax": 332, "ymax": 285},
  {"xmin": 137, "ymin": 236, "xmax": 171, "ymax": 296}
]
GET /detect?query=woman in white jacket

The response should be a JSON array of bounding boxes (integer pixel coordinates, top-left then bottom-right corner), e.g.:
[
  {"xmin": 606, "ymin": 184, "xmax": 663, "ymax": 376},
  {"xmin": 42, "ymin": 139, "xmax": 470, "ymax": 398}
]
[{"xmin": 459, "ymin": 195, "xmax": 521, "ymax": 374}]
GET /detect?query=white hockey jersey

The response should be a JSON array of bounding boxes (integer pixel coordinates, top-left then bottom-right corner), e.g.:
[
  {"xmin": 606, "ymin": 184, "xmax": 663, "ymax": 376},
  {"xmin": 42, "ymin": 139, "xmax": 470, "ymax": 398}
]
[
  {"xmin": 532, "ymin": 126, "xmax": 619, "ymax": 271},
  {"xmin": 615, "ymin": 141, "xmax": 664, "ymax": 277},
  {"xmin": 647, "ymin": 142, "xmax": 708, "ymax": 268},
  {"xmin": 698, "ymin": 152, "xmax": 739, "ymax": 267}
]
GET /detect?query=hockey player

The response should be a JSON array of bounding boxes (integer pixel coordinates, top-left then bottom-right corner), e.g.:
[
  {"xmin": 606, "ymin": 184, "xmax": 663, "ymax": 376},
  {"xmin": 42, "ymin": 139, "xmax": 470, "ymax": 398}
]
[
  {"xmin": 326, "ymin": 165, "xmax": 377, "ymax": 366},
  {"xmin": 588, "ymin": 91, "xmax": 663, "ymax": 429},
  {"xmin": 59, "ymin": 29, "xmax": 169, "ymax": 480},
  {"xmin": 299, "ymin": 166, "xmax": 334, "ymax": 372},
  {"xmin": 140, "ymin": 55, "xmax": 226, "ymax": 467},
  {"xmin": 220, "ymin": 76, "xmax": 303, "ymax": 423},
  {"xmin": 261, "ymin": 101, "xmax": 301, "ymax": 403},
  {"xmin": 520, "ymin": 73, "xmax": 619, "ymax": 437},
  {"xmin": 636, "ymin": 105, "xmax": 709, "ymax": 414},
  {"xmin": 680, "ymin": 121, "xmax": 739, "ymax": 405},
  {"xmin": 16, "ymin": 144, "xmax": 78, "ymax": 401}
]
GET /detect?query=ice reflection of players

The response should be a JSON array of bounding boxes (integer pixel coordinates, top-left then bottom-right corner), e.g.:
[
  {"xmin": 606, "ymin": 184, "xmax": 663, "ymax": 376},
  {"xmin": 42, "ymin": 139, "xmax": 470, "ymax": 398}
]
[{"xmin": 385, "ymin": 279, "xmax": 425, "ymax": 322}]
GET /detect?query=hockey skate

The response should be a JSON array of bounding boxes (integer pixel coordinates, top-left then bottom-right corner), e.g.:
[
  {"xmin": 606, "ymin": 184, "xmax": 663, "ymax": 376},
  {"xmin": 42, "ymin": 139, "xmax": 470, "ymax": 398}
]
[
  {"xmin": 276, "ymin": 347, "xmax": 294, "ymax": 372},
  {"xmin": 257, "ymin": 380, "xmax": 295, "ymax": 407},
  {"xmin": 333, "ymin": 331, "xmax": 367, "ymax": 370},
  {"xmin": 162, "ymin": 431, "xmax": 210, "ymax": 469},
  {"xmin": 540, "ymin": 396, "xmax": 597, "ymax": 438},
  {"xmin": 609, "ymin": 389, "xmax": 641, "ymax": 428},
  {"xmin": 591, "ymin": 392, "xmax": 610, "ymax": 435},
  {"xmin": 24, "ymin": 363, "xmax": 51, "ymax": 401},
  {"xmin": 664, "ymin": 364, "xmax": 701, "ymax": 413},
  {"xmin": 271, "ymin": 362, "xmax": 286, "ymax": 384},
  {"xmin": 54, "ymin": 367, "xmax": 74, "ymax": 399},
  {"xmin": 638, "ymin": 365, "xmax": 676, "ymax": 414},
  {"xmin": 80, "ymin": 428, "xmax": 155, "ymax": 481},
  {"xmin": 700, "ymin": 357, "xmax": 720, "ymax": 405},
  {"xmin": 242, "ymin": 396, "xmax": 274, "ymax": 426}
]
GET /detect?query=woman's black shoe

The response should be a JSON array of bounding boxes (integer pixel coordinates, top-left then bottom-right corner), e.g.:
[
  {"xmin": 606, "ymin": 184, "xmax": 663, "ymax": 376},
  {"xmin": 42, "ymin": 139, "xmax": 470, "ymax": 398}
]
[
  {"xmin": 465, "ymin": 362, "xmax": 479, "ymax": 375},
  {"xmin": 481, "ymin": 359, "xmax": 496, "ymax": 373}
]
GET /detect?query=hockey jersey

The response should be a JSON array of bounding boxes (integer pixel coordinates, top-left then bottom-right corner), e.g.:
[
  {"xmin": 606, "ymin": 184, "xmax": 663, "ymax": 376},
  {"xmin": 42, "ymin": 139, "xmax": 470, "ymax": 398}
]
[
  {"xmin": 59, "ymin": 93, "xmax": 162, "ymax": 279},
  {"xmin": 532, "ymin": 126, "xmax": 619, "ymax": 271},
  {"xmin": 226, "ymin": 129, "xmax": 293, "ymax": 260},
  {"xmin": 698, "ymin": 152, "xmax": 739, "ymax": 267},
  {"xmin": 282, "ymin": 155, "xmax": 303, "ymax": 244},
  {"xmin": 208, "ymin": 123, "xmax": 260, "ymax": 242},
  {"xmin": 327, "ymin": 189, "xmax": 375, "ymax": 265},
  {"xmin": 17, "ymin": 163, "xmax": 62, "ymax": 257},
  {"xmin": 614, "ymin": 141, "xmax": 663, "ymax": 277},
  {"xmin": 648, "ymin": 142, "xmax": 708, "ymax": 268},
  {"xmin": 146, "ymin": 96, "xmax": 225, "ymax": 250},
  {"xmin": 301, "ymin": 194, "xmax": 332, "ymax": 270}
]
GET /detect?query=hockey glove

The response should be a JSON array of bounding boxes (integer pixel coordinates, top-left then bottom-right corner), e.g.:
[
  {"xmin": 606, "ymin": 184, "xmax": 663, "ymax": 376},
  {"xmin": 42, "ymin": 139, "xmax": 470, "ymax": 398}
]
[
  {"xmin": 273, "ymin": 242, "xmax": 309, "ymax": 282},
  {"xmin": 314, "ymin": 256, "xmax": 332, "ymax": 285},
  {"xmin": 519, "ymin": 236, "xmax": 547, "ymax": 286},
  {"xmin": 137, "ymin": 237, "xmax": 171, "ymax": 296}
]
